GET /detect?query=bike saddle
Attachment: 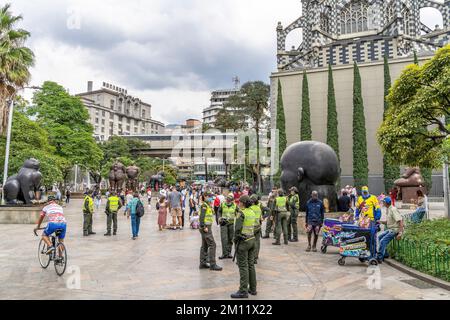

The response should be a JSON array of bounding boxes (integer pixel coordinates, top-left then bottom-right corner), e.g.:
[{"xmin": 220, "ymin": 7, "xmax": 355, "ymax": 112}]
[{"xmin": 55, "ymin": 229, "xmax": 63, "ymax": 236}]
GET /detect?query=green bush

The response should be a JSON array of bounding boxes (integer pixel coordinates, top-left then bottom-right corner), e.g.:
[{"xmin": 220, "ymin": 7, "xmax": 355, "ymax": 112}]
[{"xmin": 388, "ymin": 219, "xmax": 450, "ymax": 281}]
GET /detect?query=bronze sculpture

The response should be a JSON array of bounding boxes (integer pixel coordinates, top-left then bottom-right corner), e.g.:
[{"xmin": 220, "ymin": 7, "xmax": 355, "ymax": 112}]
[
  {"xmin": 280, "ymin": 141, "xmax": 340, "ymax": 212},
  {"xmin": 394, "ymin": 167, "xmax": 424, "ymax": 188},
  {"xmin": 4, "ymin": 158, "xmax": 43, "ymax": 205},
  {"xmin": 108, "ymin": 161, "xmax": 126, "ymax": 192},
  {"xmin": 126, "ymin": 164, "xmax": 140, "ymax": 191},
  {"xmin": 149, "ymin": 172, "xmax": 165, "ymax": 190}
]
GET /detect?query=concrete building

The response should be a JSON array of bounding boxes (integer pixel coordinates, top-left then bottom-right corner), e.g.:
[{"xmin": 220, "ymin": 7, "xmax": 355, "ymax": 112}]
[
  {"xmin": 123, "ymin": 132, "xmax": 237, "ymax": 180},
  {"xmin": 164, "ymin": 119, "xmax": 202, "ymax": 134},
  {"xmin": 271, "ymin": 0, "xmax": 450, "ymax": 195},
  {"xmin": 77, "ymin": 81, "xmax": 165, "ymax": 141},
  {"xmin": 202, "ymin": 88, "xmax": 240, "ymax": 126}
]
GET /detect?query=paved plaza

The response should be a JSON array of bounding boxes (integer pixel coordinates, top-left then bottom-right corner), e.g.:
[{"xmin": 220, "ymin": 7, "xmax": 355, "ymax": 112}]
[{"xmin": 0, "ymin": 199, "xmax": 449, "ymax": 300}]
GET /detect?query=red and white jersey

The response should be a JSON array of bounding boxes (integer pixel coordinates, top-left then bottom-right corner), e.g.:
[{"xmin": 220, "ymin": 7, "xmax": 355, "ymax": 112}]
[{"xmin": 41, "ymin": 203, "xmax": 66, "ymax": 224}]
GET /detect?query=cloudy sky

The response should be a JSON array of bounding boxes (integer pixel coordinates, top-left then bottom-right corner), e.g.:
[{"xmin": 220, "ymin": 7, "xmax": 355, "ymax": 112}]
[{"xmin": 11, "ymin": 0, "xmax": 443, "ymax": 125}]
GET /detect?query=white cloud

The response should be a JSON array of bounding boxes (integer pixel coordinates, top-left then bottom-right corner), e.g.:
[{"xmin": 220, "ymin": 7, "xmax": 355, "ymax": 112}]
[{"xmin": 10, "ymin": 0, "xmax": 444, "ymax": 125}]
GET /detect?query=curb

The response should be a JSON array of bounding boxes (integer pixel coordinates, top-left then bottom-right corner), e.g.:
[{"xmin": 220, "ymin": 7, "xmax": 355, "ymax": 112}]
[{"xmin": 384, "ymin": 258, "xmax": 450, "ymax": 291}]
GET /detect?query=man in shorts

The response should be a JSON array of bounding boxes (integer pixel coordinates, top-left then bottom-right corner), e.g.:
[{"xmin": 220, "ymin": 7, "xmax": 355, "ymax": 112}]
[
  {"xmin": 168, "ymin": 186, "xmax": 183, "ymax": 230},
  {"xmin": 34, "ymin": 196, "xmax": 67, "ymax": 254}
]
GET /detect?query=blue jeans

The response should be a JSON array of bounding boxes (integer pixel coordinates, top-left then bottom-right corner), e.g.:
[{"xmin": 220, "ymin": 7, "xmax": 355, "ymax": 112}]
[
  {"xmin": 377, "ymin": 230, "xmax": 397, "ymax": 260},
  {"xmin": 131, "ymin": 214, "xmax": 141, "ymax": 237}
]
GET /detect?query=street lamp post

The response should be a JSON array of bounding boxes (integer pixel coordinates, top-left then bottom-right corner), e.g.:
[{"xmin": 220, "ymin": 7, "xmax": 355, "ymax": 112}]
[
  {"xmin": 1, "ymin": 99, "xmax": 15, "ymax": 204},
  {"xmin": 443, "ymin": 161, "xmax": 450, "ymax": 219},
  {"xmin": 2, "ymin": 86, "xmax": 42, "ymax": 204}
]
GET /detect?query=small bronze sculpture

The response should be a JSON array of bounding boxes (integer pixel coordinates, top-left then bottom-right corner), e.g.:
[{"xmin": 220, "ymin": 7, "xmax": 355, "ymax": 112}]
[
  {"xmin": 394, "ymin": 167, "xmax": 424, "ymax": 188},
  {"xmin": 126, "ymin": 164, "xmax": 140, "ymax": 191},
  {"xmin": 4, "ymin": 158, "xmax": 43, "ymax": 205},
  {"xmin": 108, "ymin": 161, "xmax": 126, "ymax": 192},
  {"xmin": 149, "ymin": 172, "xmax": 165, "ymax": 190},
  {"xmin": 280, "ymin": 141, "xmax": 340, "ymax": 212}
]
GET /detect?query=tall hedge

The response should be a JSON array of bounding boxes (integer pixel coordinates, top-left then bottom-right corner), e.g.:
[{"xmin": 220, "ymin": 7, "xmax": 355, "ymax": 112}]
[
  {"xmin": 382, "ymin": 56, "xmax": 400, "ymax": 192},
  {"xmin": 326, "ymin": 63, "xmax": 340, "ymax": 162},
  {"xmin": 276, "ymin": 79, "xmax": 287, "ymax": 164},
  {"xmin": 300, "ymin": 70, "xmax": 312, "ymax": 141},
  {"xmin": 352, "ymin": 62, "xmax": 369, "ymax": 190}
]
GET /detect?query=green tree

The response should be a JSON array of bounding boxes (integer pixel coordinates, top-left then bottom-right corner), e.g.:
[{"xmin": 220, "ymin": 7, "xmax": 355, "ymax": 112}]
[
  {"xmin": 275, "ymin": 79, "xmax": 287, "ymax": 183},
  {"xmin": 0, "ymin": 4, "xmax": 35, "ymax": 136},
  {"xmin": 327, "ymin": 64, "xmax": 340, "ymax": 161},
  {"xmin": 300, "ymin": 70, "xmax": 312, "ymax": 141},
  {"xmin": 0, "ymin": 111, "xmax": 66, "ymax": 186},
  {"xmin": 382, "ymin": 56, "xmax": 400, "ymax": 192},
  {"xmin": 28, "ymin": 81, "xmax": 103, "ymax": 181},
  {"xmin": 223, "ymin": 81, "xmax": 270, "ymax": 192},
  {"xmin": 378, "ymin": 45, "xmax": 450, "ymax": 169},
  {"xmin": 352, "ymin": 62, "xmax": 369, "ymax": 190}
]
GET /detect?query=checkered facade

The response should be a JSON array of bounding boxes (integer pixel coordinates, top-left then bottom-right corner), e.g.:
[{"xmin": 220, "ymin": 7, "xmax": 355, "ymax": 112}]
[{"xmin": 277, "ymin": 0, "xmax": 450, "ymax": 71}]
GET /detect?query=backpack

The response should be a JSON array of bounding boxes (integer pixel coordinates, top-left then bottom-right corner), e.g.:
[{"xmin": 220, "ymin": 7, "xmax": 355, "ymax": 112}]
[{"xmin": 136, "ymin": 200, "xmax": 145, "ymax": 218}]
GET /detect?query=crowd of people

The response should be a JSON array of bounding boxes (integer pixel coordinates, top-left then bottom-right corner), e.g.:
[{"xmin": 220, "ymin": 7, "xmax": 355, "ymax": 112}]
[{"xmin": 34, "ymin": 180, "xmax": 428, "ymax": 299}]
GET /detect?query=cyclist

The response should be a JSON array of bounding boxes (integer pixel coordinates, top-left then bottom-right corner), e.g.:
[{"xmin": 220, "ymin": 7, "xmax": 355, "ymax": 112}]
[{"xmin": 34, "ymin": 195, "xmax": 67, "ymax": 255}]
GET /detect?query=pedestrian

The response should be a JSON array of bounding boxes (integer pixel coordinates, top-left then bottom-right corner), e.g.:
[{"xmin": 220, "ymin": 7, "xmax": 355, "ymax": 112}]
[
  {"xmin": 82, "ymin": 191, "xmax": 95, "ymax": 237},
  {"xmin": 338, "ymin": 190, "xmax": 352, "ymax": 213},
  {"xmin": 147, "ymin": 188, "xmax": 152, "ymax": 207},
  {"xmin": 249, "ymin": 194, "xmax": 265, "ymax": 264},
  {"xmin": 189, "ymin": 189, "xmax": 198, "ymax": 217},
  {"xmin": 410, "ymin": 190, "xmax": 428, "ymax": 223},
  {"xmin": 389, "ymin": 187, "xmax": 398, "ymax": 207},
  {"xmin": 377, "ymin": 197, "xmax": 404, "ymax": 263},
  {"xmin": 262, "ymin": 188, "xmax": 278, "ymax": 239},
  {"xmin": 218, "ymin": 194, "xmax": 237, "ymax": 260},
  {"xmin": 55, "ymin": 187, "xmax": 62, "ymax": 201},
  {"xmin": 355, "ymin": 186, "xmax": 382, "ymax": 223},
  {"xmin": 157, "ymin": 196, "xmax": 169, "ymax": 231},
  {"xmin": 94, "ymin": 193, "xmax": 102, "ymax": 210},
  {"xmin": 168, "ymin": 186, "xmax": 183, "ymax": 230},
  {"xmin": 125, "ymin": 191, "xmax": 133, "ymax": 206},
  {"xmin": 65, "ymin": 188, "xmax": 71, "ymax": 204},
  {"xmin": 231, "ymin": 195, "xmax": 257, "ymax": 299},
  {"xmin": 350, "ymin": 186, "xmax": 357, "ymax": 207},
  {"xmin": 199, "ymin": 192, "xmax": 222, "ymax": 271},
  {"xmin": 273, "ymin": 190, "xmax": 290, "ymax": 246},
  {"xmin": 126, "ymin": 192, "xmax": 144, "ymax": 240},
  {"xmin": 287, "ymin": 187, "xmax": 300, "ymax": 243},
  {"xmin": 305, "ymin": 191, "xmax": 325, "ymax": 252},
  {"xmin": 104, "ymin": 191, "xmax": 122, "ymax": 236}
]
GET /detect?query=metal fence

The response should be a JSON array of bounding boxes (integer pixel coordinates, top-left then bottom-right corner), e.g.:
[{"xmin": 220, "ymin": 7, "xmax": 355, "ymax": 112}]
[{"xmin": 388, "ymin": 238, "xmax": 450, "ymax": 282}]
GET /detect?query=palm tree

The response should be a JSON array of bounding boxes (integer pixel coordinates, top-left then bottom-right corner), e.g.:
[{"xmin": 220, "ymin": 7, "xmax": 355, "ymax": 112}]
[{"xmin": 0, "ymin": 3, "xmax": 35, "ymax": 136}]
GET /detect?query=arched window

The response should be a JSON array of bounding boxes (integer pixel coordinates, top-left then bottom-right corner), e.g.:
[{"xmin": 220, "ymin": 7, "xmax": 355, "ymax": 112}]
[
  {"xmin": 320, "ymin": 6, "xmax": 331, "ymax": 33},
  {"xmin": 340, "ymin": 0, "xmax": 369, "ymax": 35},
  {"xmin": 385, "ymin": 2, "xmax": 411, "ymax": 35}
]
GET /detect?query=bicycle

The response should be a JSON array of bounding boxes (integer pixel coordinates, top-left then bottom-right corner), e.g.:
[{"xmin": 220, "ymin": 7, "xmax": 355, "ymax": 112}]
[{"xmin": 34, "ymin": 226, "xmax": 68, "ymax": 276}]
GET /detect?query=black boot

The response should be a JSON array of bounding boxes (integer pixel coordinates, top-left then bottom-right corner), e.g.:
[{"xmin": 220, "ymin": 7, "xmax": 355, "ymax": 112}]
[
  {"xmin": 249, "ymin": 290, "xmax": 257, "ymax": 296},
  {"xmin": 272, "ymin": 241, "xmax": 281, "ymax": 246},
  {"xmin": 199, "ymin": 263, "xmax": 211, "ymax": 269},
  {"xmin": 104, "ymin": 232, "xmax": 111, "ymax": 236},
  {"xmin": 231, "ymin": 291, "xmax": 249, "ymax": 299},
  {"xmin": 262, "ymin": 235, "xmax": 270, "ymax": 239}
]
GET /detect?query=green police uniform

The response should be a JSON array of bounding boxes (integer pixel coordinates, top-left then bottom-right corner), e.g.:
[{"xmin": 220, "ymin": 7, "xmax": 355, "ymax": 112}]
[
  {"xmin": 219, "ymin": 202, "xmax": 237, "ymax": 258},
  {"xmin": 234, "ymin": 208, "xmax": 257, "ymax": 294},
  {"xmin": 288, "ymin": 194, "xmax": 300, "ymax": 242},
  {"xmin": 274, "ymin": 196, "xmax": 290, "ymax": 245},
  {"xmin": 199, "ymin": 202, "xmax": 218, "ymax": 267},
  {"xmin": 264, "ymin": 197, "xmax": 276, "ymax": 238},
  {"xmin": 105, "ymin": 196, "xmax": 122, "ymax": 235},
  {"xmin": 83, "ymin": 195, "xmax": 94, "ymax": 236},
  {"xmin": 250, "ymin": 204, "xmax": 263, "ymax": 261}
]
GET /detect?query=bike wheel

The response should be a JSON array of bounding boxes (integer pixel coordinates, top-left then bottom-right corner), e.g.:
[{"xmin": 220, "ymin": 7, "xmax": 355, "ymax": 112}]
[
  {"xmin": 54, "ymin": 242, "xmax": 67, "ymax": 276},
  {"xmin": 38, "ymin": 239, "xmax": 51, "ymax": 269}
]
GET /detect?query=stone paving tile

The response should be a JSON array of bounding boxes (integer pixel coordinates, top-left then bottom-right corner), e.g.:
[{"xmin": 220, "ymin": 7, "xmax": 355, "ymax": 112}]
[{"xmin": 0, "ymin": 199, "xmax": 449, "ymax": 300}]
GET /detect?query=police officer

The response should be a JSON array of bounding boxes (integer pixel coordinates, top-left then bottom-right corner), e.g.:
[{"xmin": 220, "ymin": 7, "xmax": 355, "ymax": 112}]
[
  {"xmin": 104, "ymin": 191, "xmax": 122, "ymax": 236},
  {"xmin": 250, "ymin": 194, "xmax": 266, "ymax": 264},
  {"xmin": 83, "ymin": 191, "xmax": 95, "ymax": 237},
  {"xmin": 273, "ymin": 190, "xmax": 290, "ymax": 246},
  {"xmin": 231, "ymin": 195, "xmax": 257, "ymax": 299},
  {"xmin": 288, "ymin": 187, "xmax": 300, "ymax": 242},
  {"xmin": 262, "ymin": 189, "xmax": 277, "ymax": 239},
  {"xmin": 218, "ymin": 194, "xmax": 237, "ymax": 260},
  {"xmin": 199, "ymin": 191, "xmax": 223, "ymax": 271}
]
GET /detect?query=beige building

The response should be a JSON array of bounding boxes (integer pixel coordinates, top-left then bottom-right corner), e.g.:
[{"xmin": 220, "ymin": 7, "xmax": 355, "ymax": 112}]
[
  {"xmin": 77, "ymin": 81, "xmax": 165, "ymax": 141},
  {"xmin": 271, "ymin": 0, "xmax": 450, "ymax": 195}
]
